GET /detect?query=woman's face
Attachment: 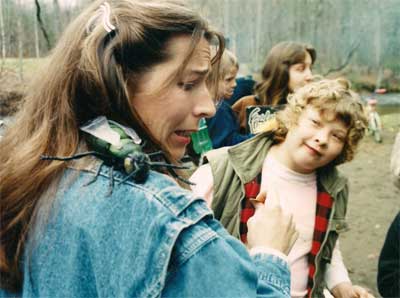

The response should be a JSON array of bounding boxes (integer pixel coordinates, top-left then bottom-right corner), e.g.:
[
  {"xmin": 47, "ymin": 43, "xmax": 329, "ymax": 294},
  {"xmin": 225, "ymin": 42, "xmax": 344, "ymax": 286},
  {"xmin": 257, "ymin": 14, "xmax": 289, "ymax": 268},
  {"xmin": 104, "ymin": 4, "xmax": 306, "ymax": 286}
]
[
  {"xmin": 288, "ymin": 51, "xmax": 313, "ymax": 93},
  {"xmin": 130, "ymin": 35, "xmax": 215, "ymax": 160},
  {"xmin": 218, "ymin": 66, "xmax": 238, "ymax": 100}
]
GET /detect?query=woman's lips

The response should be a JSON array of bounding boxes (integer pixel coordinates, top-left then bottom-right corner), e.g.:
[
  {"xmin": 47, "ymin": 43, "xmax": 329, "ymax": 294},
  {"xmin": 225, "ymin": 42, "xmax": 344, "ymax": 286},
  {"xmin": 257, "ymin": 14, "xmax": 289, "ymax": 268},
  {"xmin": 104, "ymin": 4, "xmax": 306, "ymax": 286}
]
[{"xmin": 174, "ymin": 130, "xmax": 192, "ymax": 145}]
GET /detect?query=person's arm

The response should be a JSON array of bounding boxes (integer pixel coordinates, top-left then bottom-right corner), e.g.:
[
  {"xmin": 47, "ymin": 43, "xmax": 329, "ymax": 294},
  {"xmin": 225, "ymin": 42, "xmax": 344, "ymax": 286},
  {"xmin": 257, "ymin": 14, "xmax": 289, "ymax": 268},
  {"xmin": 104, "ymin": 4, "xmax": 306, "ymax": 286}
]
[
  {"xmin": 325, "ymin": 240, "xmax": 351, "ymax": 290},
  {"xmin": 231, "ymin": 97, "xmax": 243, "ymax": 114},
  {"xmin": 162, "ymin": 197, "xmax": 297, "ymax": 298},
  {"xmin": 327, "ymin": 241, "xmax": 374, "ymax": 298},
  {"xmin": 232, "ymin": 98, "xmax": 249, "ymax": 131},
  {"xmin": 162, "ymin": 234, "xmax": 291, "ymax": 297},
  {"xmin": 390, "ymin": 132, "xmax": 400, "ymax": 189},
  {"xmin": 190, "ymin": 164, "xmax": 214, "ymax": 207},
  {"xmin": 377, "ymin": 212, "xmax": 400, "ymax": 298}
]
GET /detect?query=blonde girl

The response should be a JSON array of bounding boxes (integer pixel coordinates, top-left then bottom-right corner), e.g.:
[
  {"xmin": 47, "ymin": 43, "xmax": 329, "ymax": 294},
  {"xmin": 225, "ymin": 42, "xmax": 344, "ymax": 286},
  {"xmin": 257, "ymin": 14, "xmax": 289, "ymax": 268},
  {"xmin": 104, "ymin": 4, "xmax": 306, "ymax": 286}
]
[{"xmin": 192, "ymin": 78, "xmax": 374, "ymax": 298}]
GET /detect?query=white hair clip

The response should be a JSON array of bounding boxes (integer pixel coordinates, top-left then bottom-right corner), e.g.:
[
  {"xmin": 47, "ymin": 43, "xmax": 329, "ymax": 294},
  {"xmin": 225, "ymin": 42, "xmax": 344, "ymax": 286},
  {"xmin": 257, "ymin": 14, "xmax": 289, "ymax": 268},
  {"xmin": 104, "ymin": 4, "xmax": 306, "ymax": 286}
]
[
  {"xmin": 100, "ymin": 2, "xmax": 116, "ymax": 33},
  {"xmin": 86, "ymin": 2, "xmax": 116, "ymax": 34}
]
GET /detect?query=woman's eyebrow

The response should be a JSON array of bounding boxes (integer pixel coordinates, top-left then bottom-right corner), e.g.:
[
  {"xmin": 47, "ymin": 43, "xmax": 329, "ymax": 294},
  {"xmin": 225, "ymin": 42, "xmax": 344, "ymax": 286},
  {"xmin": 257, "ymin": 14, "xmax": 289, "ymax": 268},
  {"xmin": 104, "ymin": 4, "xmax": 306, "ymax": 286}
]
[{"xmin": 188, "ymin": 67, "xmax": 210, "ymax": 76}]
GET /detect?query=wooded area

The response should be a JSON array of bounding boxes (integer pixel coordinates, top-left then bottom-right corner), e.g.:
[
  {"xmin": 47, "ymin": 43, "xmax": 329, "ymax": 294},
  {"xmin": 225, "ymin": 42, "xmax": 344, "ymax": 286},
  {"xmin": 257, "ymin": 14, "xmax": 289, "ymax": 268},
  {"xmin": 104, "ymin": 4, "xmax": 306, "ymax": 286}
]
[{"xmin": 0, "ymin": 0, "xmax": 399, "ymax": 90}]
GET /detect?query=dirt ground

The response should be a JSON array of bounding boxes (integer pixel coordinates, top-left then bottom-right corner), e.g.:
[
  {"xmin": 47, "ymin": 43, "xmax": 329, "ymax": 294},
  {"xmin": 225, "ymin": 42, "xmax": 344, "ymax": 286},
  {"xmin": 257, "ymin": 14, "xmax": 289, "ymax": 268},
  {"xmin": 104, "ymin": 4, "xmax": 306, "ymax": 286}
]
[{"xmin": 338, "ymin": 125, "xmax": 399, "ymax": 297}]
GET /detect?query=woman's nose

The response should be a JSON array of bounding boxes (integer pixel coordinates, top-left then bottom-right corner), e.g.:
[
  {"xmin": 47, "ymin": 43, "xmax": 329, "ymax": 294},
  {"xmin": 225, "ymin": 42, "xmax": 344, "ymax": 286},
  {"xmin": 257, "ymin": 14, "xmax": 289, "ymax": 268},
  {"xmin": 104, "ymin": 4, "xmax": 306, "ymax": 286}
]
[{"xmin": 194, "ymin": 85, "xmax": 216, "ymax": 118}]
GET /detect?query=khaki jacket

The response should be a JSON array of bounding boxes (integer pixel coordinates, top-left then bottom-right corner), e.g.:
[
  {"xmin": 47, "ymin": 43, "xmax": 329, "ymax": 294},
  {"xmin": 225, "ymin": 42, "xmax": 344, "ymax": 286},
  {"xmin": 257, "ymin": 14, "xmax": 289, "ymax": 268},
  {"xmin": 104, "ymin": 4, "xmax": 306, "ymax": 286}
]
[{"xmin": 206, "ymin": 132, "xmax": 350, "ymax": 297}]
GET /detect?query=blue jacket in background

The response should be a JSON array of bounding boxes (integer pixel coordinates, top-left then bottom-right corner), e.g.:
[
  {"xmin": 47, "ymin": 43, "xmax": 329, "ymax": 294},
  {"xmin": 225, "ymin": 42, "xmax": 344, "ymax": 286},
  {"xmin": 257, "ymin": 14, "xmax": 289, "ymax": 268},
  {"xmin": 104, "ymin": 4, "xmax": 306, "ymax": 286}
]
[
  {"xmin": 226, "ymin": 76, "xmax": 256, "ymax": 106},
  {"xmin": 207, "ymin": 100, "xmax": 253, "ymax": 149},
  {"xmin": 0, "ymin": 158, "xmax": 290, "ymax": 298}
]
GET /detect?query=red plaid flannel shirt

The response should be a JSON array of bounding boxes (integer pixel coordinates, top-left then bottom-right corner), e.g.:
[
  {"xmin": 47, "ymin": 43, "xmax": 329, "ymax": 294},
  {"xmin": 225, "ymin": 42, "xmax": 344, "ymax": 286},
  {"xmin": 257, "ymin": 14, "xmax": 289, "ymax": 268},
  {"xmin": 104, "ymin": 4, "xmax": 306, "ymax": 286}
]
[{"xmin": 240, "ymin": 175, "xmax": 333, "ymax": 297}]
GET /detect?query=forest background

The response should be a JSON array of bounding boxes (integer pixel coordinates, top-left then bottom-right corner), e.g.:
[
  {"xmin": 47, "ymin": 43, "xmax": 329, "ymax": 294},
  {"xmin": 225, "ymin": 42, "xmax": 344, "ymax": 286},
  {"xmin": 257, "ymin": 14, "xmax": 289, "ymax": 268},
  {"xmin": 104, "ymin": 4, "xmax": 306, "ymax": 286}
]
[
  {"xmin": 1, "ymin": 0, "xmax": 399, "ymax": 91},
  {"xmin": 0, "ymin": 1, "xmax": 399, "ymax": 296}
]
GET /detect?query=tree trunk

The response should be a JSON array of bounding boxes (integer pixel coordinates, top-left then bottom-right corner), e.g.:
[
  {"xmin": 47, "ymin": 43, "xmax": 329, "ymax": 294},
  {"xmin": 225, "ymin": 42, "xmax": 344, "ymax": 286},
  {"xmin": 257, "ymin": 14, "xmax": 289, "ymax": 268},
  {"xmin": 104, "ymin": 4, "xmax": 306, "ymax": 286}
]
[
  {"xmin": 34, "ymin": 15, "xmax": 40, "ymax": 58},
  {"xmin": 223, "ymin": 0, "xmax": 230, "ymax": 45},
  {"xmin": 17, "ymin": 11, "xmax": 23, "ymax": 81},
  {"xmin": 374, "ymin": 0, "xmax": 382, "ymax": 89},
  {"xmin": 53, "ymin": 0, "xmax": 61, "ymax": 42},
  {"xmin": 0, "ymin": 0, "xmax": 6, "ymax": 71},
  {"xmin": 34, "ymin": 0, "xmax": 51, "ymax": 50},
  {"xmin": 255, "ymin": 0, "xmax": 262, "ymax": 66}
]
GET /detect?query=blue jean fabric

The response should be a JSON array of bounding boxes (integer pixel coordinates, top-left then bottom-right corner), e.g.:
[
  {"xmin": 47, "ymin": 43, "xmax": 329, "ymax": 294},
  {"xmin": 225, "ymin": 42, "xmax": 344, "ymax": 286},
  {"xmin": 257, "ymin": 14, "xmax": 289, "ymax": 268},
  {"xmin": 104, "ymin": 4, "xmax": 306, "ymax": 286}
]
[{"xmin": 1, "ymin": 161, "xmax": 290, "ymax": 297}]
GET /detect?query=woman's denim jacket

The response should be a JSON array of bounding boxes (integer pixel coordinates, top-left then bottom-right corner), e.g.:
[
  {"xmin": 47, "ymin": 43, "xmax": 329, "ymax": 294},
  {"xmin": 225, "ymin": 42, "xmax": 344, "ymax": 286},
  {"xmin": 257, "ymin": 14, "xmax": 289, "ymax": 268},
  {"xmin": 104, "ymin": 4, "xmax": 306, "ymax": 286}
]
[{"xmin": 1, "ymin": 158, "xmax": 290, "ymax": 298}]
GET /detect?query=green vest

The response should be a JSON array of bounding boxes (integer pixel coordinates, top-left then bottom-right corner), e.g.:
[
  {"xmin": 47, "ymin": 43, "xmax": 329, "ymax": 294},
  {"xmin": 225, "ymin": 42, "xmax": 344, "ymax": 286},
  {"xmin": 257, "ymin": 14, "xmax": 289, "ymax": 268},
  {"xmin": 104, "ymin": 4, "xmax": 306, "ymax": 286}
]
[{"xmin": 206, "ymin": 132, "xmax": 350, "ymax": 297}]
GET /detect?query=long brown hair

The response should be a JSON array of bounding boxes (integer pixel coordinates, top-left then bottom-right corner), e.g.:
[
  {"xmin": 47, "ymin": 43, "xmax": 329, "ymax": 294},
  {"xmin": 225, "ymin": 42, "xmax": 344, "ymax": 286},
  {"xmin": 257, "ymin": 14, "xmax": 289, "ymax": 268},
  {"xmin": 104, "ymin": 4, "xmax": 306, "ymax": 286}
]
[
  {"xmin": 0, "ymin": 0, "xmax": 223, "ymax": 292},
  {"xmin": 254, "ymin": 41, "xmax": 316, "ymax": 106}
]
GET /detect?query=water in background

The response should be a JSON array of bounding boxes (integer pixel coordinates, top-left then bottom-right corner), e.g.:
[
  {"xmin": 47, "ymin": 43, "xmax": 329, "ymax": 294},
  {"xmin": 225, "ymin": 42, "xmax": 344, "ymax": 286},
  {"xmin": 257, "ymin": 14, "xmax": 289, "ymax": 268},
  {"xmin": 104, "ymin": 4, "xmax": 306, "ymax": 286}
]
[{"xmin": 361, "ymin": 92, "xmax": 400, "ymax": 115}]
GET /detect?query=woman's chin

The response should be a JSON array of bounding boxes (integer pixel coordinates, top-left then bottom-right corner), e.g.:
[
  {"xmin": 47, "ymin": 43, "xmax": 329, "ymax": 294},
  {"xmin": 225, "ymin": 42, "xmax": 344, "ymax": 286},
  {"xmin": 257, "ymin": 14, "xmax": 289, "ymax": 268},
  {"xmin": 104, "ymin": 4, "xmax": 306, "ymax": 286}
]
[{"xmin": 168, "ymin": 147, "xmax": 186, "ymax": 162}]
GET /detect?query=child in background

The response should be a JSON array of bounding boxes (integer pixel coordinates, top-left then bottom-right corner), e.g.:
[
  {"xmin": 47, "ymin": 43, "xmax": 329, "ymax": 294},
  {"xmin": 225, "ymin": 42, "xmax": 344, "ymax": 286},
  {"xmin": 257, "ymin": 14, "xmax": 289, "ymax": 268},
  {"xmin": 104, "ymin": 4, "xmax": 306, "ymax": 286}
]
[
  {"xmin": 233, "ymin": 41, "xmax": 316, "ymax": 133},
  {"xmin": 191, "ymin": 78, "xmax": 374, "ymax": 298},
  {"xmin": 225, "ymin": 75, "xmax": 256, "ymax": 106},
  {"xmin": 206, "ymin": 49, "xmax": 253, "ymax": 148},
  {"xmin": 366, "ymin": 98, "xmax": 383, "ymax": 143}
]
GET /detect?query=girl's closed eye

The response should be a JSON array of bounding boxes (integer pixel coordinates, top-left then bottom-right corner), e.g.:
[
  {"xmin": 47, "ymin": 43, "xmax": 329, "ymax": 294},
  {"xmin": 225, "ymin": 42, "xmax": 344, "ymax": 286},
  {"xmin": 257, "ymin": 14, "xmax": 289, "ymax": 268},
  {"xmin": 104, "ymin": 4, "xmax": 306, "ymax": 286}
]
[
  {"xmin": 310, "ymin": 118, "xmax": 320, "ymax": 126},
  {"xmin": 333, "ymin": 133, "xmax": 345, "ymax": 142}
]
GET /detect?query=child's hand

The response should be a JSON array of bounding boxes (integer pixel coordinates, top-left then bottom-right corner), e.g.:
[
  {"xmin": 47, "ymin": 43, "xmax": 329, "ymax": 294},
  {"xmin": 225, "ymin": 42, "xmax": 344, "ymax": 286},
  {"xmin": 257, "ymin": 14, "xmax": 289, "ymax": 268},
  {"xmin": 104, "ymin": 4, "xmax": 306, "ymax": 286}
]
[
  {"xmin": 247, "ymin": 191, "xmax": 298, "ymax": 255},
  {"xmin": 331, "ymin": 282, "xmax": 375, "ymax": 298}
]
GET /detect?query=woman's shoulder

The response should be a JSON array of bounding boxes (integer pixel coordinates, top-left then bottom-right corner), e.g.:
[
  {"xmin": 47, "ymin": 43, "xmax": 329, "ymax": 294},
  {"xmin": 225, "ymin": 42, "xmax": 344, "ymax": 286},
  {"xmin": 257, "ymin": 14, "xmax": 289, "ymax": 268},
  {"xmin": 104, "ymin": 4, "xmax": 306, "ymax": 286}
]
[
  {"xmin": 27, "ymin": 167, "xmax": 217, "ymax": 298},
  {"xmin": 55, "ymin": 166, "xmax": 212, "ymax": 235}
]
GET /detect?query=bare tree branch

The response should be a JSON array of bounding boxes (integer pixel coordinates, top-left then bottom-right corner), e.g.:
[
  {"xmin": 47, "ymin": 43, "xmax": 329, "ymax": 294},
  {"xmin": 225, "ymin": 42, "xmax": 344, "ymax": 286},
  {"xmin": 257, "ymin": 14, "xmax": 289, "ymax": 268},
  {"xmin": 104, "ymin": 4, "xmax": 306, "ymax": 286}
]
[
  {"xmin": 0, "ymin": 0, "xmax": 6, "ymax": 73},
  {"xmin": 323, "ymin": 40, "xmax": 361, "ymax": 76},
  {"xmin": 34, "ymin": 0, "xmax": 51, "ymax": 50}
]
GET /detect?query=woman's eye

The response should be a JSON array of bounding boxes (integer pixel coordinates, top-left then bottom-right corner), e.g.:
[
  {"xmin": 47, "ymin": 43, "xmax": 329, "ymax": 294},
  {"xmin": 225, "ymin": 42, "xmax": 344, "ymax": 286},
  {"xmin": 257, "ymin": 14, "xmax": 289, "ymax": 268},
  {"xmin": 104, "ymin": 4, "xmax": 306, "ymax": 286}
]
[{"xmin": 178, "ymin": 82, "xmax": 196, "ymax": 91}]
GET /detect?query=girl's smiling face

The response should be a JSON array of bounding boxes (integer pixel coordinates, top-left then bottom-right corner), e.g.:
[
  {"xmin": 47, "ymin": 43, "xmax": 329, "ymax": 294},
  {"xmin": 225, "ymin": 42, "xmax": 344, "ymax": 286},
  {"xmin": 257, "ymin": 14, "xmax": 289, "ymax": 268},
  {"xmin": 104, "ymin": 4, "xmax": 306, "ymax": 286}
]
[{"xmin": 277, "ymin": 105, "xmax": 348, "ymax": 173}]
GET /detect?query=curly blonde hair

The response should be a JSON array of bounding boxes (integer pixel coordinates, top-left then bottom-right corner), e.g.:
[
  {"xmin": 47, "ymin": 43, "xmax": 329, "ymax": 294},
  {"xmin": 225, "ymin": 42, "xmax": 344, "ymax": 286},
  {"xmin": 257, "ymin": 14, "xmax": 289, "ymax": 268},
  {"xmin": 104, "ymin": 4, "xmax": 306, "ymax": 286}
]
[{"xmin": 263, "ymin": 78, "xmax": 367, "ymax": 165}]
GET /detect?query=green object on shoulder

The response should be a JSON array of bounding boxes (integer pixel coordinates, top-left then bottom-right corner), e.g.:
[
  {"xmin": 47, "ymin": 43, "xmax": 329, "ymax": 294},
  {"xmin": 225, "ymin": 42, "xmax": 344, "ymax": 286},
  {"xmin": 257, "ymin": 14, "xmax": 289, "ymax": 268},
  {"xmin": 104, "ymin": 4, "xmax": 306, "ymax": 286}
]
[{"xmin": 109, "ymin": 139, "xmax": 142, "ymax": 159}]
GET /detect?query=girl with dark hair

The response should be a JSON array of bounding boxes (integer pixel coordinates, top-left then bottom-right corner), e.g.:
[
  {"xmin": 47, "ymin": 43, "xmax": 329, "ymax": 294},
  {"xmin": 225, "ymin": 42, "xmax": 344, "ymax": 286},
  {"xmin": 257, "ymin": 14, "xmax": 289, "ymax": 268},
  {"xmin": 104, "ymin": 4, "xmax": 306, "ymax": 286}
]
[{"xmin": 232, "ymin": 41, "xmax": 316, "ymax": 132}]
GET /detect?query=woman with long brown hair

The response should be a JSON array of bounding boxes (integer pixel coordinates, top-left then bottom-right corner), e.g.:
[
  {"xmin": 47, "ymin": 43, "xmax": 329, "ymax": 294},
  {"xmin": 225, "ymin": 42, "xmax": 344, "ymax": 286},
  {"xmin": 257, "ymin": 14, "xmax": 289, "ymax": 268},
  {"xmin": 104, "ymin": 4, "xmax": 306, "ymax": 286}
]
[
  {"xmin": 232, "ymin": 41, "xmax": 316, "ymax": 132},
  {"xmin": 0, "ymin": 0, "xmax": 297, "ymax": 296}
]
